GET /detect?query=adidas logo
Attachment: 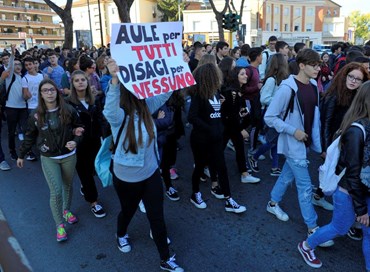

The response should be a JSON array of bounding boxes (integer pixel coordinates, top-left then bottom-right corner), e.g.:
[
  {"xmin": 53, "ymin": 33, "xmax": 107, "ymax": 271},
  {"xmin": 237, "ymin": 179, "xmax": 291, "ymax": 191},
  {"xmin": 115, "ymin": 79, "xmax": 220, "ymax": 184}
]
[{"xmin": 208, "ymin": 96, "xmax": 221, "ymax": 119}]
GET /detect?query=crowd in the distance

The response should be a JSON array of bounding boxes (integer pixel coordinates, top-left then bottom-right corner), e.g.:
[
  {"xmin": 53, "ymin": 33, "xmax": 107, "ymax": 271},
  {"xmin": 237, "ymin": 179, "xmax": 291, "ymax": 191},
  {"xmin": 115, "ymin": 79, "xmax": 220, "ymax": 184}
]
[{"xmin": 0, "ymin": 37, "xmax": 370, "ymax": 271}]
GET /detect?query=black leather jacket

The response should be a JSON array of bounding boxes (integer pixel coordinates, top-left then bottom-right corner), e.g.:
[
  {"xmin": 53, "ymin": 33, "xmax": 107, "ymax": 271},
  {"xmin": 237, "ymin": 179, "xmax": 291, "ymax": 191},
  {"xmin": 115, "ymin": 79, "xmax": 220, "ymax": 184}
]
[
  {"xmin": 337, "ymin": 126, "xmax": 369, "ymax": 216},
  {"xmin": 320, "ymin": 95, "xmax": 350, "ymax": 151}
]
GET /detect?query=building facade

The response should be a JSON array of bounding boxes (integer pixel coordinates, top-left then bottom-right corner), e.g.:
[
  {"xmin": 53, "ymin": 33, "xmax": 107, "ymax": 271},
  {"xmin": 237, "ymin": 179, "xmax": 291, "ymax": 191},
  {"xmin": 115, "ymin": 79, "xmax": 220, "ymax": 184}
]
[
  {"xmin": 70, "ymin": 0, "xmax": 159, "ymax": 48},
  {"xmin": 0, "ymin": 0, "xmax": 64, "ymax": 49},
  {"xmin": 183, "ymin": 0, "xmax": 348, "ymax": 47}
]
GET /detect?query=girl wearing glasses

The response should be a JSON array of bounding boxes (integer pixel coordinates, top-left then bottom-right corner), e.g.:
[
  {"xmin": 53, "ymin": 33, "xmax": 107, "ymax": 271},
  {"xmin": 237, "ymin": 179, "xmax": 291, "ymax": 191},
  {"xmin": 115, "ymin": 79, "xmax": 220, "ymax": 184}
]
[
  {"xmin": 316, "ymin": 63, "xmax": 369, "ymax": 216},
  {"xmin": 17, "ymin": 79, "xmax": 84, "ymax": 242}
]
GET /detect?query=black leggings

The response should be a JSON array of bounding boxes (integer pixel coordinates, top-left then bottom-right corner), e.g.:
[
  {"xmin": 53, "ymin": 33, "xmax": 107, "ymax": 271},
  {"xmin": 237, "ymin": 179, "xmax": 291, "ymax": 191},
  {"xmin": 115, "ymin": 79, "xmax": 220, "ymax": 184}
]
[
  {"xmin": 161, "ymin": 133, "xmax": 177, "ymax": 190},
  {"xmin": 113, "ymin": 169, "xmax": 169, "ymax": 261},
  {"xmin": 223, "ymin": 127, "xmax": 247, "ymax": 174}
]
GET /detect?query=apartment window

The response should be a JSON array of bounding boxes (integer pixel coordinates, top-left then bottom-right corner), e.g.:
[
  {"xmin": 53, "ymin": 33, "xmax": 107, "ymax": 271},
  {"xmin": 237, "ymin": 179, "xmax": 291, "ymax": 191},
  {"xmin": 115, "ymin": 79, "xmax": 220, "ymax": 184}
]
[
  {"xmin": 284, "ymin": 23, "xmax": 288, "ymax": 31},
  {"xmin": 327, "ymin": 10, "xmax": 331, "ymax": 16},
  {"xmin": 2, "ymin": 14, "xmax": 5, "ymax": 20},
  {"xmin": 266, "ymin": 23, "xmax": 270, "ymax": 31},
  {"xmin": 11, "ymin": 1, "xmax": 14, "ymax": 6},
  {"xmin": 0, "ymin": 1, "xmax": 3, "ymax": 5},
  {"xmin": 13, "ymin": 15, "xmax": 17, "ymax": 20},
  {"xmin": 274, "ymin": 23, "xmax": 279, "ymax": 31},
  {"xmin": 24, "ymin": 3, "xmax": 29, "ymax": 8},
  {"xmin": 306, "ymin": 23, "xmax": 312, "ymax": 32},
  {"xmin": 294, "ymin": 25, "xmax": 300, "ymax": 31},
  {"xmin": 334, "ymin": 9, "xmax": 338, "ymax": 15},
  {"xmin": 274, "ymin": 7, "xmax": 279, "ymax": 14},
  {"xmin": 284, "ymin": 7, "xmax": 289, "ymax": 16},
  {"xmin": 295, "ymin": 8, "xmax": 301, "ymax": 16},
  {"xmin": 266, "ymin": 5, "xmax": 271, "ymax": 14},
  {"xmin": 28, "ymin": 29, "xmax": 33, "ymax": 34},
  {"xmin": 307, "ymin": 8, "xmax": 314, "ymax": 16},
  {"xmin": 193, "ymin": 21, "xmax": 201, "ymax": 31}
]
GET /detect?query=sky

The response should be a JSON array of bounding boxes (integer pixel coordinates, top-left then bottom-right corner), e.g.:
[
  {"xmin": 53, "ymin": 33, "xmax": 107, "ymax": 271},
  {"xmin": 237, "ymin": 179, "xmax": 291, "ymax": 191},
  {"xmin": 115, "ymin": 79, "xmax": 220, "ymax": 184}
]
[{"xmin": 332, "ymin": 0, "xmax": 370, "ymax": 16}]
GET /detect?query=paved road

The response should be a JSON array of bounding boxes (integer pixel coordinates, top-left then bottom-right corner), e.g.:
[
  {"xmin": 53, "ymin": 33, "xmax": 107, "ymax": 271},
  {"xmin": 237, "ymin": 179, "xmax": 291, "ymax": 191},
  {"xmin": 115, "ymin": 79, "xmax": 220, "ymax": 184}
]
[{"xmin": 0, "ymin": 124, "xmax": 366, "ymax": 272}]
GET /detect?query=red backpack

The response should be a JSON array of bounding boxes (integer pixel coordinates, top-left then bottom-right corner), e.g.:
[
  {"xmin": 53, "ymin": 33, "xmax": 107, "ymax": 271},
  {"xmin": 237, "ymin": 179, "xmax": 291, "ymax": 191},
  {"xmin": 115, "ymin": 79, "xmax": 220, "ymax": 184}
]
[{"xmin": 333, "ymin": 56, "xmax": 346, "ymax": 75}]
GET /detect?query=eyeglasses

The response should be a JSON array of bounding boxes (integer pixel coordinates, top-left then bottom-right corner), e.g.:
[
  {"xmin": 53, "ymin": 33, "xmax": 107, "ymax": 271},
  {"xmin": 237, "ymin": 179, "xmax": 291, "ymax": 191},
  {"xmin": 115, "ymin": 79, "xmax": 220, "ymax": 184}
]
[
  {"xmin": 41, "ymin": 87, "xmax": 57, "ymax": 94},
  {"xmin": 307, "ymin": 63, "xmax": 321, "ymax": 70},
  {"xmin": 347, "ymin": 74, "xmax": 363, "ymax": 84}
]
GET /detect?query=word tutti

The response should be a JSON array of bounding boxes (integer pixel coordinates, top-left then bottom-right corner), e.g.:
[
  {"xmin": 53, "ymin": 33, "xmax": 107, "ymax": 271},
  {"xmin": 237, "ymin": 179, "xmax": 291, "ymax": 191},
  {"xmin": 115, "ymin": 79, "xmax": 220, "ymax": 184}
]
[{"xmin": 131, "ymin": 43, "xmax": 177, "ymax": 61}]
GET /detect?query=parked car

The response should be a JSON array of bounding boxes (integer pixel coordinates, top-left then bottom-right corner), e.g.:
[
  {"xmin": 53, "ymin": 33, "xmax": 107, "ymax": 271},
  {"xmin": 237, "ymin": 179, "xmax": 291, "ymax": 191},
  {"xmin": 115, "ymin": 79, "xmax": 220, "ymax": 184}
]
[{"xmin": 313, "ymin": 44, "xmax": 331, "ymax": 55}]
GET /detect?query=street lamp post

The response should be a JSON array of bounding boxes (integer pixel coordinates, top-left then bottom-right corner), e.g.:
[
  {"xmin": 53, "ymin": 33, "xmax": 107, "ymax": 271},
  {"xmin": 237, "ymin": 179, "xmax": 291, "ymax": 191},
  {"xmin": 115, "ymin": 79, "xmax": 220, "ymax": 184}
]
[{"xmin": 97, "ymin": 0, "xmax": 104, "ymax": 46}]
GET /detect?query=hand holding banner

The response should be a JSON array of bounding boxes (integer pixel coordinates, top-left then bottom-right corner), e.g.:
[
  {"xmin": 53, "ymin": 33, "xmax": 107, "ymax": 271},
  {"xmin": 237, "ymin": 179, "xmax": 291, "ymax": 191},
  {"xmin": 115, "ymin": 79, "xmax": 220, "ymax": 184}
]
[{"xmin": 111, "ymin": 22, "xmax": 195, "ymax": 99}]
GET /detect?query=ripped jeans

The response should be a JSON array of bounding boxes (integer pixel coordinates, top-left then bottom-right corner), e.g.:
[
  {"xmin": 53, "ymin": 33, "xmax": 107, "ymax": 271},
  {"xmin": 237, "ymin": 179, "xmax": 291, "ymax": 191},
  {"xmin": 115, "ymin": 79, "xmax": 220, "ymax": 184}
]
[{"xmin": 270, "ymin": 158, "xmax": 318, "ymax": 229}]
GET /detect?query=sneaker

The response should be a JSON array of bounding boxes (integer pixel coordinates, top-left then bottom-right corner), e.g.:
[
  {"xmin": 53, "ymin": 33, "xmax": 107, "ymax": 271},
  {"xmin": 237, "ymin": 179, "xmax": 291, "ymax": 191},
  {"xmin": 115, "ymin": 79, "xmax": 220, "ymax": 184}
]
[
  {"xmin": 138, "ymin": 200, "xmax": 146, "ymax": 213},
  {"xmin": 117, "ymin": 234, "xmax": 131, "ymax": 253},
  {"xmin": 63, "ymin": 210, "xmax": 78, "ymax": 224},
  {"xmin": 347, "ymin": 227, "xmax": 363, "ymax": 241},
  {"xmin": 18, "ymin": 133, "xmax": 24, "ymax": 141},
  {"xmin": 149, "ymin": 230, "xmax": 171, "ymax": 245},
  {"xmin": 0, "ymin": 160, "xmax": 11, "ymax": 171},
  {"xmin": 26, "ymin": 153, "xmax": 37, "ymax": 161},
  {"xmin": 160, "ymin": 255, "xmax": 184, "ymax": 272},
  {"xmin": 56, "ymin": 224, "xmax": 67, "ymax": 242},
  {"xmin": 227, "ymin": 140, "xmax": 235, "ymax": 152},
  {"xmin": 166, "ymin": 187, "xmax": 180, "ymax": 201},
  {"xmin": 270, "ymin": 168, "xmax": 281, "ymax": 176},
  {"xmin": 248, "ymin": 148, "xmax": 257, "ymax": 156},
  {"xmin": 312, "ymin": 196, "xmax": 333, "ymax": 211},
  {"xmin": 203, "ymin": 167, "xmax": 210, "ymax": 178},
  {"xmin": 308, "ymin": 227, "xmax": 334, "ymax": 247},
  {"xmin": 211, "ymin": 186, "xmax": 225, "ymax": 199},
  {"xmin": 241, "ymin": 174, "xmax": 260, "ymax": 183},
  {"xmin": 266, "ymin": 201, "xmax": 289, "ymax": 221},
  {"xmin": 91, "ymin": 204, "xmax": 106, "ymax": 218},
  {"xmin": 190, "ymin": 192, "xmax": 207, "ymax": 209},
  {"xmin": 297, "ymin": 241, "xmax": 322, "ymax": 268},
  {"xmin": 225, "ymin": 197, "xmax": 246, "ymax": 213},
  {"xmin": 169, "ymin": 168, "xmax": 179, "ymax": 180},
  {"xmin": 248, "ymin": 156, "xmax": 260, "ymax": 172},
  {"xmin": 10, "ymin": 152, "xmax": 18, "ymax": 161}
]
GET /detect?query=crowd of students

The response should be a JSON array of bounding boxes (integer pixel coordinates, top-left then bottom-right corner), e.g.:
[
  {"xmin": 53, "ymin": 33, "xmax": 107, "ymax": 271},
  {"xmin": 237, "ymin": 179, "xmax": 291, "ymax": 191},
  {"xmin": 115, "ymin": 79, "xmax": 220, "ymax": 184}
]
[{"xmin": 0, "ymin": 37, "xmax": 370, "ymax": 271}]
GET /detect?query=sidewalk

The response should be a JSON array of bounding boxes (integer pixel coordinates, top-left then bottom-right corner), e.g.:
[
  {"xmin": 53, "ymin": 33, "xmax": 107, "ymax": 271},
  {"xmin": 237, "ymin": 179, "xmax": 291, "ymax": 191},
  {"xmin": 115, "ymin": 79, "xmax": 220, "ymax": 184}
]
[{"xmin": 0, "ymin": 208, "xmax": 33, "ymax": 272}]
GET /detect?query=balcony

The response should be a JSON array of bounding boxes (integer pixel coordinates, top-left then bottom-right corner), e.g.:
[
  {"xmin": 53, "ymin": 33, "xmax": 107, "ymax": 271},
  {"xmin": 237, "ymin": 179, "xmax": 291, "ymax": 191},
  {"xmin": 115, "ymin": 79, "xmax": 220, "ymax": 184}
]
[
  {"xmin": 0, "ymin": 19, "xmax": 60, "ymax": 29},
  {"xmin": 0, "ymin": 32, "xmax": 63, "ymax": 40},
  {"xmin": 0, "ymin": 4, "xmax": 54, "ymax": 15},
  {"xmin": 0, "ymin": 32, "xmax": 18, "ymax": 39}
]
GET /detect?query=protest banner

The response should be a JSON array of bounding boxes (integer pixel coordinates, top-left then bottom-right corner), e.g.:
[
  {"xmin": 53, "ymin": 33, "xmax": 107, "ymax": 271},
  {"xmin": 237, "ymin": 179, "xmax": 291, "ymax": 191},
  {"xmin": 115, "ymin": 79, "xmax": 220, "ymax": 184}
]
[{"xmin": 111, "ymin": 22, "xmax": 195, "ymax": 99}]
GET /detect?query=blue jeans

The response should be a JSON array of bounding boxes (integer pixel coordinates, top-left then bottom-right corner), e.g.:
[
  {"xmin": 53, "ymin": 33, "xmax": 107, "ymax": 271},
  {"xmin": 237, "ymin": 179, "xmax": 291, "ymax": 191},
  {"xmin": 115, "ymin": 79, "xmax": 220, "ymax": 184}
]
[
  {"xmin": 253, "ymin": 141, "xmax": 278, "ymax": 168},
  {"xmin": 307, "ymin": 188, "xmax": 370, "ymax": 270},
  {"xmin": 270, "ymin": 158, "xmax": 317, "ymax": 229}
]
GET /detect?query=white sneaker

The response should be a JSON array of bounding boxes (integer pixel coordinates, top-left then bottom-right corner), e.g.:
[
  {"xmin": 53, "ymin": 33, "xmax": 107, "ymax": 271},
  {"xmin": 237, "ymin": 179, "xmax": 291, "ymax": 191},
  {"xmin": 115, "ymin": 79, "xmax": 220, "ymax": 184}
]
[
  {"xmin": 266, "ymin": 201, "xmax": 289, "ymax": 221},
  {"xmin": 312, "ymin": 196, "xmax": 333, "ymax": 211},
  {"xmin": 116, "ymin": 234, "xmax": 131, "ymax": 253},
  {"xmin": 149, "ymin": 230, "xmax": 171, "ymax": 245},
  {"xmin": 308, "ymin": 227, "xmax": 334, "ymax": 247},
  {"xmin": 0, "ymin": 160, "xmax": 11, "ymax": 171},
  {"xmin": 225, "ymin": 197, "xmax": 246, "ymax": 213},
  {"xmin": 241, "ymin": 174, "xmax": 260, "ymax": 184},
  {"xmin": 138, "ymin": 200, "xmax": 146, "ymax": 213}
]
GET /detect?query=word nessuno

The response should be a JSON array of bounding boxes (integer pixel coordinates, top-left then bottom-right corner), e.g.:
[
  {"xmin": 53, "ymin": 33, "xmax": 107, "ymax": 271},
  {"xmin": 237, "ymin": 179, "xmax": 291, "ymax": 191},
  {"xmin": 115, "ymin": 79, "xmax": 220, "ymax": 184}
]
[{"xmin": 114, "ymin": 24, "xmax": 194, "ymax": 99}]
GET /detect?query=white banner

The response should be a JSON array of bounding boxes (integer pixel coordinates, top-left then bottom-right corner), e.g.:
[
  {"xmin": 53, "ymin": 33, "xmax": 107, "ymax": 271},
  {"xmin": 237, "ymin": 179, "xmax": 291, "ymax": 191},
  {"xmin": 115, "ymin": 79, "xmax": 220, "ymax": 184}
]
[{"xmin": 111, "ymin": 22, "xmax": 195, "ymax": 99}]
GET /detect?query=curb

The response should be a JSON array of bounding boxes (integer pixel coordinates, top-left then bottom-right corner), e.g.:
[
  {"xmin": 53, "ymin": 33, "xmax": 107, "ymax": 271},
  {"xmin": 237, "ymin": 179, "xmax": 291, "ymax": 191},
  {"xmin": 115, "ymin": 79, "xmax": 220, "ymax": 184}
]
[{"xmin": 0, "ymin": 208, "xmax": 33, "ymax": 272}]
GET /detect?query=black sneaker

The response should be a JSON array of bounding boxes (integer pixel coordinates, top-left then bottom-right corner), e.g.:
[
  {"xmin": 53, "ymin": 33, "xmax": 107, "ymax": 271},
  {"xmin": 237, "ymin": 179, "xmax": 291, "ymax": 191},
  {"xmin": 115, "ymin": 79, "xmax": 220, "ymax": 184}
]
[
  {"xmin": 117, "ymin": 234, "xmax": 131, "ymax": 253},
  {"xmin": 225, "ymin": 197, "xmax": 246, "ymax": 213},
  {"xmin": 210, "ymin": 186, "xmax": 225, "ymax": 199},
  {"xmin": 166, "ymin": 187, "xmax": 180, "ymax": 201},
  {"xmin": 160, "ymin": 255, "xmax": 184, "ymax": 272},
  {"xmin": 270, "ymin": 168, "xmax": 281, "ymax": 176},
  {"xmin": 26, "ymin": 152, "xmax": 37, "ymax": 161},
  {"xmin": 91, "ymin": 204, "xmax": 106, "ymax": 218},
  {"xmin": 347, "ymin": 227, "xmax": 363, "ymax": 241},
  {"xmin": 190, "ymin": 192, "xmax": 207, "ymax": 209},
  {"xmin": 248, "ymin": 156, "xmax": 259, "ymax": 172},
  {"xmin": 10, "ymin": 152, "xmax": 18, "ymax": 161}
]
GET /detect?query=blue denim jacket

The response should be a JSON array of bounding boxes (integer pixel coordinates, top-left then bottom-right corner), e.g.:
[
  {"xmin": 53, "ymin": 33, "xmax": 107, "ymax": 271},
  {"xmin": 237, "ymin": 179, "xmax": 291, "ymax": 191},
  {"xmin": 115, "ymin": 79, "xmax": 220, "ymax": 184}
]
[{"xmin": 103, "ymin": 83, "xmax": 172, "ymax": 167}]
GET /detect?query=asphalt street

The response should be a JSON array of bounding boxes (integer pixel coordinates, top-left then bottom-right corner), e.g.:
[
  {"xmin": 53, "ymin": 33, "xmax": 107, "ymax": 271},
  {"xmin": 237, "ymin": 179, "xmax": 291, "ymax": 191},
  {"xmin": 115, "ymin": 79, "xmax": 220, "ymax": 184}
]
[{"xmin": 0, "ymin": 124, "xmax": 366, "ymax": 272}]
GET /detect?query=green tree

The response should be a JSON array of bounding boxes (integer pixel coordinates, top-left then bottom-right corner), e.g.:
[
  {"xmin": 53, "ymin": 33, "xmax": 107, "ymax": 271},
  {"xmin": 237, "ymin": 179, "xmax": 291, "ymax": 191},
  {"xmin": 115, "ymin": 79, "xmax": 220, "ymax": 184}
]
[
  {"xmin": 157, "ymin": 0, "xmax": 189, "ymax": 22},
  {"xmin": 349, "ymin": 11, "xmax": 370, "ymax": 42}
]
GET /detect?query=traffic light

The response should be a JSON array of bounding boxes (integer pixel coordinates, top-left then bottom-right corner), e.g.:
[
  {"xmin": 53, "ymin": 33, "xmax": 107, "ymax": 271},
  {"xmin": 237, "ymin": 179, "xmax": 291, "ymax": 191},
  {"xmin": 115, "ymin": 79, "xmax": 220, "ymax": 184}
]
[
  {"xmin": 222, "ymin": 13, "xmax": 233, "ymax": 30},
  {"xmin": 222, "ymin": 13, "xmax": 241, "ymax": 31}
]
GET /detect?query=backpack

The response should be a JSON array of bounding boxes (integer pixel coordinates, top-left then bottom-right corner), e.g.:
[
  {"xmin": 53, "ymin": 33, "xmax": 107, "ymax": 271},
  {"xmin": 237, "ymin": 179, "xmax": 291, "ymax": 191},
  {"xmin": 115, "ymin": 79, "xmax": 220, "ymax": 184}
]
[
  {"xmin": 333, "ymin": 56, "xmax": 346, "ymax": 75},
  {"xmin": 319, "ymin": 122, "xmax": 366, "ymax": 196}
]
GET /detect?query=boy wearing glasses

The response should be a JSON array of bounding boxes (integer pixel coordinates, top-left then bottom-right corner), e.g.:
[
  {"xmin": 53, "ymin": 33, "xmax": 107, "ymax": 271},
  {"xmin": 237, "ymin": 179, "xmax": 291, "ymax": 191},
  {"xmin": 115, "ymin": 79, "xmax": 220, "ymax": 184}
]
[{"xmin": 264, "ymin": 49, "xmax": 334, "ymax": 246}]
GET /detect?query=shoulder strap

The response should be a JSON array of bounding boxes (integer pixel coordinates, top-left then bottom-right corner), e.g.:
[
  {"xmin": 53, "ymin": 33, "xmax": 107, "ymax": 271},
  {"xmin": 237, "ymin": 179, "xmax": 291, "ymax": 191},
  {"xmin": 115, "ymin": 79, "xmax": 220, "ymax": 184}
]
[
  {"xmin": 282, "ymin": 89, "xmax": 295, "ymax": 121},
  {"xmin": 5, "ymin": 73, "xmax": 16, "ymax": 101},
  {"xmin": 112, "ymin": 114, "xmax": 128, "ymax": 154},
  {"xmin": 352, "ymin": 122, "xmax": 366, "ymax": 141}
]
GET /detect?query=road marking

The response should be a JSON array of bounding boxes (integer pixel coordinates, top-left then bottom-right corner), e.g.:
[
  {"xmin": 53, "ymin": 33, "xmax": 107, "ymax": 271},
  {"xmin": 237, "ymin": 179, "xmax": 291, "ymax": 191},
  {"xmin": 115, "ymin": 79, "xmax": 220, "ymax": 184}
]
[{"xmin": 8, "ymin": 237, "xmax": 33, "ymax": 271}]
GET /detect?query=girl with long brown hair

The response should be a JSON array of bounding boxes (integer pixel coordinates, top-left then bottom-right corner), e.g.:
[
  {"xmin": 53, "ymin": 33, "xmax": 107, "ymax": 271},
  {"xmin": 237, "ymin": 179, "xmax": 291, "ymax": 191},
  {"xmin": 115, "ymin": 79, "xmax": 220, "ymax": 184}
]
[
  {"xmin": 17, "ymin": 79, "xmax": 83, "ymax": 242},
  {"xmin": 103, "ymin": 59, "xmax": 184, "ymax": 272}
]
